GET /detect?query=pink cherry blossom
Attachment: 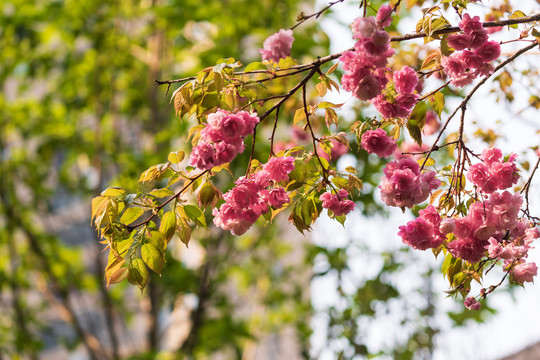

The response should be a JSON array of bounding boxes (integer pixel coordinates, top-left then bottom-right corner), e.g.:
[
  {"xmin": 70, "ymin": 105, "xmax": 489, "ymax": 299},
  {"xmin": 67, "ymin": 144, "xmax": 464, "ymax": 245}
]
[
  {"xmin": 189, "ymin": 110, "xmax": 260, "ymax": 171},
  {"xmin": 360, "ymin": 128, "xmax": 397, "ymax": 158},
  {"xmin": 394, "ymin": 66, "xmax": 418, "ymax": 94},
  {"xmin": 189, "ymin": 141, "xmax": 216, "ymax": 170},
  {"xmin": 352, "ymin": 16, "xmax": 377, "ymax": 39},
  {"xmin": 513, "ymin": 262, "xmax": 538, "ymax": 284},
  {"xmin": 439, "ymin": 218, "xmax": 456, "ymax": 234},
  {"xmin": 261, "ymin": 187, "xmax": 290, "ymax": 208},
  {"xmin": 320, "ymin": 189, "xmax": 355, "ymax": 216},
  {"xmin": 464, "ymin": 297, "xmax": 481, "ymax": 310},
  {"xmin": 467, "ymin": 30, "xmax": 489, "ymax": 49},
  {"xmin": 447, "ymin": 237, "xmax": 486, "ymax": 263},
  {"xmin": 379, "ymin": 158, "xmax": 440, "ymax": 208},
  {"xmin": 263, "ymin": 156, "xmax": 295, "ymax": 182},
  {"xmin": 475, "ymin": 41, "xmax": 501, "ymax": 62},
  {"xmin": 447, "ymin": 33, "xmax": 470, "ymax": 50},
  {"xmin": 459, "ymin": 14, "xmax": 483, "ymax": 34},
  {"xmin": 260, "ymin": 29, "xmax": 294, "ymax": 62},
  {"xmin": 376, "ymin": 4, "xmax": 393, "ymax": 28}
]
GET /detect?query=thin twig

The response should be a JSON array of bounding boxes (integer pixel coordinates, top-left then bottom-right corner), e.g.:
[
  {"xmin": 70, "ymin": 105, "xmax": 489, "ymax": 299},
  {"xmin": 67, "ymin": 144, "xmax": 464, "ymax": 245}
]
[
  {"xmin": 521, "ymin": 154, "xmax": 540, "ymax": 215},
  {"xmin": 290, "ymin": 0, "xmax": 345, "ymax": 31},
  {"xmin": 302, "ymin": 84, "xmax": 329, "ymax": 184},
  {"xmin": 270, "ymin": 107, "xmax": 280, "ymax": 157}
]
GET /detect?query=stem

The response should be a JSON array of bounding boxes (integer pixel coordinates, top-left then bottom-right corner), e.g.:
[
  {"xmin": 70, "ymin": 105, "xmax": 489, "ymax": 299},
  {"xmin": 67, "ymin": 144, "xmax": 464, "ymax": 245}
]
[{"xmin": 290, "ymin": 0, "xmax": 345, "ymax": 31}]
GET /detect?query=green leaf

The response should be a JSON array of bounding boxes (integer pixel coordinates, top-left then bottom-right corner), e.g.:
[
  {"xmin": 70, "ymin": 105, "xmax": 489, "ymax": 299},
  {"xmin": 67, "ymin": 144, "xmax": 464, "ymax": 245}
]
[
  {"xmin": 429, "ymin": 92, "xmax": 445, "ymax": 116},
  {"xmin": 198, "ymin": 182, "xmax": 216, "ymax": 209},
  {"xmin": 407, "ymin": 102, "xmax": 428, "ymax": 145},
  {"xmin": 183, "ymin": 205, "xmax": 207, "ymax": 228},
  {"xmin": 244, "ymin": 61, "xmax": 267, "ymax": 72},
  {"xmin": 141, "ymin": 243, "xmax": 165, "ymax": 275},
  {"xmin": 509, "ymin": 11, "xmax": 526, "ymax": 28},
  {"xmin": 101, "ymin": 187, "xmax": 127, "ymax": 198},
  {"xmin": 276, "ymin": 56, "xmax": 297, "ymax": 69},
  {"xmin": 147, "ymin": 231, "xmax": 167, "ymax": 252},
  {"xmin": 293, "ymin": 107, "xmax": 306, "ymax": 125},
  {"xmin": 128, "ymin": 258, "xmax": 149, "ymax": 290},
  {"xmin": 317, "ymin": 101, "xmax": 343, "ymax": 109},
  {"xmin": 201, "ymin": 92, "xmax": 219, "ymax": 111},
  {"xmin": 160, "ymin": 211, "xmax": 177, "ymax": 242},
  {"xmin": 418, "ymin": 157, "xmax": 436, "ymax": 167},
  {"xmin": 138, "ymin": 165, "xmax": 160, "ymax": 183},
  {"xmin": 115, "ymin": 237, "xmax": 134, "ymax": 257},
  {"xmin": 332, "ymin": 176, "xmax": 349, "ymax": 190},
  {"xmin": 176, "ymin": 217, "xmax": 192, "ymax": 247},
  {"xmin": 168, "ymin": 151, "xmax": 185, "ymax": 164},
  {"xmin": 326, "ymin": 62, "xmax": 339, "ymax": 75},
  {"xmin": 120, "ymin": 207, "xmax": 144, "ymax": 225},
  {"xmin": 149, "ymin": 188, "xmax": 175, "ymax": 198}
]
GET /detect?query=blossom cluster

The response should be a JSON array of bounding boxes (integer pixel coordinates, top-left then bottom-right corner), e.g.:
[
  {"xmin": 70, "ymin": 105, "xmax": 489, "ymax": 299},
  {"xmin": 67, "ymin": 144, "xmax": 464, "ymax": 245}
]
[
  {"xmin": 260, "ymin": 29, "xmax": 294, "ymax": 62},
  {"xmin": 379, "ymin": 158, "xmax": 441, "ymax": 208},
  {"xmin": 467, "ymin": 147, "xmax": 519, "ymax": 193},
  {"xmin": 339, "ymin": 6, "xmax": 394, "ymax": 101},
  {"xmin": 340, "ymin": 4, "xmax": 422, "ymax": 119},
  {"xmin": 442, "ymin": 14, "xmax": 501, "ymax": 87},
  {"xmin": 320, "ymin": 189, "xmax": 355, "ymax": 216},
  {"xmin": 213, "ymin": 157, "xmax": 295, "ymax": 235},
  {"xmin": 397, "ymin": 148, "xmax": 538, "ymax": 288},
  {"xmin": 189, "ymin": 110, "xmax": 259, "ymax": 171}
]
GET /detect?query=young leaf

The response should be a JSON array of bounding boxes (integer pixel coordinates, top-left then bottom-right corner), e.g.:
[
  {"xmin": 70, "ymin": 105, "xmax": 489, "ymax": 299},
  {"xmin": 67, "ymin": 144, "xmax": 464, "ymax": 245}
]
[
  {"xmin": 160, "ymin": 211, "xmax": 177, "ymax": 242},
  {"xmin": 105, "ymin": 258, "xmax": 128, "ymax": 287},
  {"xmin": 147, "ymin": 231, "xmax": 168, "ymax": 252},
  {"xmin": 120, "ymin": 207, "xmax": 144, "ymax": 225},
  {"xmin": 198, "ymin": 181, "xmax": 217, "ymax": 209},
  {"xmin": 101, "ymin": 187, "xmax": 127, "ymax": 198},
  {"xmin": 168, "ymin": 151, "xmax": 185, "ymax": 164},
  {"xmin": 429, "ymin": 92, "xmax": 445, "ymax": 116},
  {"xmin": 176, "ymin": 217, "xmax": 192, "ymax": 247},
  {"xmin": 149, "ymin": 188, "xmax": 175, "ymax": 198},
  {"xmin": 183, "ymin": 204, "xmax": 207, "ymax": 228},
  {"xmin": 128, "ymin": 258, "xmax": 149, "ymax": 290},
  {"xmin": 244, "ymin": 61, "xmax": 267, "ymax": 72},
  {"xmin": 141, "ymin": 243, "xmax": 165, "ymax": 275}
]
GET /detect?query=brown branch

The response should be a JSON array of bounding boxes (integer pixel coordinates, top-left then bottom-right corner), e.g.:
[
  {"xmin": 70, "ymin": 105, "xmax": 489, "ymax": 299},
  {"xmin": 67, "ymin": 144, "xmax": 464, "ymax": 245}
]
[
  {"xmin": 257, "ymin": 65, "xmax": 320, "ymax": 123},
  {"xmin": 391, "ymin": 13, "xmax": 540, "ymax": 42},
  {"xmin": 290, "ymin": 0, "xmax": 345, "ymax": 31},
  {"xmin": 302, "ymin": 84, "xmax": 329, "ymax": 184},
  {"xmin": 417, "ymin": 80, "xmax": 450, "ymax": 102},
  {"xmin": 155, "ymin": 14, "xmax": 540, "ymax": 87},
  {"xmin": 270, "ymin": 106, "xmax": 280, "ymax": 157},
  {"xmin": 521, "ymin": 154, "xmax": 540, "ymax": 217}
]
